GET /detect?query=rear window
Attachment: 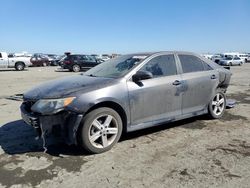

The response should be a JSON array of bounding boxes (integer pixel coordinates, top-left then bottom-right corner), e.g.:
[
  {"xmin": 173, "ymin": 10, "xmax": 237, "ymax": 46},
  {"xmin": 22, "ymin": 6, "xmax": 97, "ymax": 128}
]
[{"xmin": 178, "ymin": 55, "xmax": 205, "ymax": 73}]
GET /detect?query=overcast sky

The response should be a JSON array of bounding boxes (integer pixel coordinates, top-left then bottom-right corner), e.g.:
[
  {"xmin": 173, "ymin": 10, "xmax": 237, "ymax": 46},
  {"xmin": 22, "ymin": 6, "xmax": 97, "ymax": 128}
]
[{"xmin": 0, "ymin": 0, "xmax": 250, "ymax": 54}]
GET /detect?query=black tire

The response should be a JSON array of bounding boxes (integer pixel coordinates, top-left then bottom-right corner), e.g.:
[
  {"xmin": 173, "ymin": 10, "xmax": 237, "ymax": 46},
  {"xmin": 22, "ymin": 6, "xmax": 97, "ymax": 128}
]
[
  {"xmin": 208, "ymin": 92, "xmax": 226, "ymax": 119},
  {"xmin": 72, "ymin": 64, "xmax": 81, "ymax": 72},
  {"xmin": 15, "ymin": 62, "xmax": 25, "ymax": 71},
  {"xmin": 78, "ymin": 107, "xmax": 123, "ymax": 154},
  {"xmin": 229, "ymin": 62, "xmax": 232, "ymax": 66},
  {"xmin": 239, "ymin": 62, "xmax": 242, "ymax": 66}
]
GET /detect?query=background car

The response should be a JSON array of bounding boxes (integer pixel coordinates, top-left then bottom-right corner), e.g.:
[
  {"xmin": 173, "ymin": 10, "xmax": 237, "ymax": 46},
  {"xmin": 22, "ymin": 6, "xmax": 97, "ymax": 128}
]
[
  {"xmin": 211, "ymin": 54, "xmax": 224, "ymax": 64},
  {"xmin": 247, "ymin": 54, "xmax": 250, "ymax": 62},
  {"xmin": 0, "ymin": 52, "xmax": 32, "ymax": 70},
  {"xmin": 48, "ymin": 54, "xmax": 63, "ymax": 66},
  {"xmin": 101, "ymin": 54, "xmax": 111, "ymax": 61},
  {"xmin": 219, "ymin": 56, "xmax": 243, "ymax": 66},
  {"xmin": 61, "ymin": 54, "xmax": 101, "ymax": 72},
  {"xmin": 30, "ymin": 53, "xmax": 50, "ymax": 66}
]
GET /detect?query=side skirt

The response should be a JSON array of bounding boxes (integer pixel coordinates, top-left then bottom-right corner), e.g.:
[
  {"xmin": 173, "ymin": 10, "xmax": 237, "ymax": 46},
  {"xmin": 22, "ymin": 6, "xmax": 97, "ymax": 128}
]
[{"xmin": 127, "ymin": 109, "xmax": 208, "ymax": 132}]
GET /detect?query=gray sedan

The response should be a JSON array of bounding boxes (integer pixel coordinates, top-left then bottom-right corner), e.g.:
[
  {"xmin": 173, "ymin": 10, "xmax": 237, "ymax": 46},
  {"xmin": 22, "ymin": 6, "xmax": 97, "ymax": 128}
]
[{"xmin": 21, "ymin": 51, "xmax": 232, "ymax": 153}]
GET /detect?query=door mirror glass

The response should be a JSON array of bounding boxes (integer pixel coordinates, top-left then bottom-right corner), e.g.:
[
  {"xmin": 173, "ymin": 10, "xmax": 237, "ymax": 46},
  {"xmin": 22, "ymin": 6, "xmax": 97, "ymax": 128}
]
[{"xmin": 132, "ymin": 70, "xmax": 153, "ymax": 82}]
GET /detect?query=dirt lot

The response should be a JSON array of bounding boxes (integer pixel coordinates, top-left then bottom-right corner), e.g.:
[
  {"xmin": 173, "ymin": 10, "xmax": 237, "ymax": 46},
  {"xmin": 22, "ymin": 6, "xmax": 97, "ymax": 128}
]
[{"xmin": 0, "ymin": 65, "xmax": 250, "ymax": 188}]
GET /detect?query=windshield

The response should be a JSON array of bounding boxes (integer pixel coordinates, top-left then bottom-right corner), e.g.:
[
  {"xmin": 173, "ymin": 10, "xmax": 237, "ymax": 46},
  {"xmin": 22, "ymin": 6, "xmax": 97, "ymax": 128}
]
[{"xmin": 84, "ymin": 55, "xmax": 147, "ymax": 78}]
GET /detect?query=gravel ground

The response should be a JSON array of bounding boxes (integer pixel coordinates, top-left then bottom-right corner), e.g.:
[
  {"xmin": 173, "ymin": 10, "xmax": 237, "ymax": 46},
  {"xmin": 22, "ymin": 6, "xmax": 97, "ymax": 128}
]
[{"xmin": 0, "ymin": 64, "xmax": 250, "ymax": 188}]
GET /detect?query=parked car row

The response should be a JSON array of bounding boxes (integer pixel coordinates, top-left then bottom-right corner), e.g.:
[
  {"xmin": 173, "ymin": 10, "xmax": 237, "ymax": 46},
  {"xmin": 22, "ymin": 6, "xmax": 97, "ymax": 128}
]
[
  {"xmin": 0, "ymin": 51, "xmax": 120, "ymax": 71},
  {"xmin": 202, "ymin": 52, "xmax": 250, "ymax": 66}
]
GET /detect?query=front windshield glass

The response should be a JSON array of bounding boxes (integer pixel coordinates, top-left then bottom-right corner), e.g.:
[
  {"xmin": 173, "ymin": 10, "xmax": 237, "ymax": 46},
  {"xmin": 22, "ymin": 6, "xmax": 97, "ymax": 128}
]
[{"xmin": 84, "ymin": 55, "xmax": 148, "ymax": 78}]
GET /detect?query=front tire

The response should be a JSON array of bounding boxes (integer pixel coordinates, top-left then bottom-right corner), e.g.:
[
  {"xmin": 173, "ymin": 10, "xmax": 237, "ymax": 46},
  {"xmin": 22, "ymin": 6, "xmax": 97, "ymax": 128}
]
[
  {"xmin": 78, "ymin": 107, "xmax": 123, "ymax": 154},
  {"xmin": 208, "ymin": 92, "xmax": 226, "ymax": 119}
]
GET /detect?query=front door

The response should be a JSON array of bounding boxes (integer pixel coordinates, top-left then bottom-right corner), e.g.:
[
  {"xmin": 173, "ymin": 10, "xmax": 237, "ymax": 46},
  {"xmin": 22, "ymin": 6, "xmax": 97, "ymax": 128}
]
[{"xmin": 127, "ymin": 54, "xmax": 182, "ymax": 126}]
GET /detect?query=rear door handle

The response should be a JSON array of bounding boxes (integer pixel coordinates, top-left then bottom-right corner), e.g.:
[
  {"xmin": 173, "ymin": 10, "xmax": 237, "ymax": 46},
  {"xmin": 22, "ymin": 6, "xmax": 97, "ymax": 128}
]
[
  {"xmin": 211, "ymin": 75, "xmax": 217, "ymax": 79},
  {"xmin": 172, "ymin": 80, "xmax": 181, "ymax": 86}
]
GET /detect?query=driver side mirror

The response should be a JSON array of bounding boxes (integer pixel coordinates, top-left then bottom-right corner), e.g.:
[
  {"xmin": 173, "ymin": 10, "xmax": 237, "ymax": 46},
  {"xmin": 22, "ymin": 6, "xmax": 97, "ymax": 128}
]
[{"xmin": 132, "ymin": 70, "xmax": 153, "ymax": 82}]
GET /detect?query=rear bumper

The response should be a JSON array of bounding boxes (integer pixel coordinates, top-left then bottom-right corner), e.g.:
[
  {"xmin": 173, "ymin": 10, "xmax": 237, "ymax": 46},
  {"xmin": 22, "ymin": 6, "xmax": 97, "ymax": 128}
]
[{"xmin": 20, "ymin": 103, "xmax": 83, "ymax": 145}]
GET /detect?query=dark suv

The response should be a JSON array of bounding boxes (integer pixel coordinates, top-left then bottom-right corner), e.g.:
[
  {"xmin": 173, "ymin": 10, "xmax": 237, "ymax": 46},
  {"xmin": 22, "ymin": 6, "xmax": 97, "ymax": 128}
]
[{"xmin": 61, "ymin": 54, "xmax": 100, "ymax": 72}]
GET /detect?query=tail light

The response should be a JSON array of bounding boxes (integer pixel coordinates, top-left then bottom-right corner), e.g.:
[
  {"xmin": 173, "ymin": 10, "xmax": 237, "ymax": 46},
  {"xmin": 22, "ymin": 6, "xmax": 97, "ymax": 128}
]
[{"xmin": 64, "ymin": 60, "xmax": 71, "ymax": 64}]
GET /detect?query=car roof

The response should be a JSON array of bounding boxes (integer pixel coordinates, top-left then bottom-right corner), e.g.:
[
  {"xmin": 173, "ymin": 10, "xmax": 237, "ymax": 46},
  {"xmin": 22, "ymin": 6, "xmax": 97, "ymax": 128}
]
[{"xmin": 126, "ymin": 51, "xmax": 199, "ymax": 57}]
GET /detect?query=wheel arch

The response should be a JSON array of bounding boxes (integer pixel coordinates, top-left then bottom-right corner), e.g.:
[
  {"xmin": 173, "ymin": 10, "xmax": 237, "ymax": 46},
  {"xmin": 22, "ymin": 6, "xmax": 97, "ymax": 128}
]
[
  {"xmin": 85, "ymin": 101, "xmax": 128, "ymax": 133},
  {"xmin": 15, "ymin": 61, "xmax": 25, "ymax": 67}
]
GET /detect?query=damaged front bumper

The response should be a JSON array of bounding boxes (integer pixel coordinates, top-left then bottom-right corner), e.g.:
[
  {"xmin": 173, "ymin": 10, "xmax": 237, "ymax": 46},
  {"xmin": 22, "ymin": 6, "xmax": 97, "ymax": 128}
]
[{"xmin": 20, "ymin": 102, "xmax": 83, "ymax": 150}]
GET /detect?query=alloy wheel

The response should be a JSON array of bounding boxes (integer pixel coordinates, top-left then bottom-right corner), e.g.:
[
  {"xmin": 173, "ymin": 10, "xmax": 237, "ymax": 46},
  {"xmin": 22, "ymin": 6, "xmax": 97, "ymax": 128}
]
[
  {"xmin": 211, "ymin": 93, "xmax": 225, "ymax": 116},
  {"xmin": 88, "ymin": 115, "xmax": 118, "ymax": 149}
]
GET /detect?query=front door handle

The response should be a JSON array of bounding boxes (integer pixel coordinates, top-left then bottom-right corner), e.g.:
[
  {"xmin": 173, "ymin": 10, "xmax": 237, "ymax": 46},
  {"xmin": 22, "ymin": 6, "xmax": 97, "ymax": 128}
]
[
  {"xmin": 211, "ymin": 75, "xmax": 217, "ymax": 79},
  {"xmin": 172, "ymin": 80, "xmax": 181, "ymax": 86}
]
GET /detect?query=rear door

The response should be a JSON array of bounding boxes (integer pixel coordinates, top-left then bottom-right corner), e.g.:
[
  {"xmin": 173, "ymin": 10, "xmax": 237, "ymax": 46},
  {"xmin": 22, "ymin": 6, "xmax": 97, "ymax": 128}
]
[
  {"xmin": 0, "ymin": 53, "xmax": 8, "ymax": 68},
  {"xmin": 127, "ymin": 54, "xmax": 182, "ymax": 126},
  {"xmin": 177, "ymin": 54, "xmax": 219, "ymax": 115}
]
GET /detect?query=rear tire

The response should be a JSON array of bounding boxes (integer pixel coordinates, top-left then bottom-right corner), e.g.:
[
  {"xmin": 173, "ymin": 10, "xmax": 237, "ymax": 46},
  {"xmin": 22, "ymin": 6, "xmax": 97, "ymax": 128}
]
[
  {"xmin": 72, "ymin": 64, "xmax": 80, "ymax": 72},
  {"xmin": 15, "ymin": 62, "xmax": 25, "ymax": 71},
  {"xmin": 208, "ymin": 92, "xmax": 226, "ymax": 119},
  {"xmin": 78, "ymin": 107, "xmax": 123, "ymax": 154}
]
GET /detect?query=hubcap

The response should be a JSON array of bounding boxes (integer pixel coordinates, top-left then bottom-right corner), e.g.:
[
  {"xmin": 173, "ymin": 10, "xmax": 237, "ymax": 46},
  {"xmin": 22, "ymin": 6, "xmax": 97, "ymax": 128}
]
[
  {"xmin": 88, "ymin": 115, "xmax": 118, "ymax": 148},
  {"xmin": 211, "ymin": 93, "xmax": 225, "ymax": 116},
  {"xmin": 73, "ymin": 65, "xmax": 80, "ymax": 72},
  {"xmin": 17, "ymin": 65, "xmax": 22, "ymax": 70}
]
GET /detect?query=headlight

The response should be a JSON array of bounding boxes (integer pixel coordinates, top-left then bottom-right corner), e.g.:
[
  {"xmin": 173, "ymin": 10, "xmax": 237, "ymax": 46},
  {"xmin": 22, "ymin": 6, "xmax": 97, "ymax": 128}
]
[{"xmin": 31, "ymin": 97, "xmax": 75, "ymax": 115}]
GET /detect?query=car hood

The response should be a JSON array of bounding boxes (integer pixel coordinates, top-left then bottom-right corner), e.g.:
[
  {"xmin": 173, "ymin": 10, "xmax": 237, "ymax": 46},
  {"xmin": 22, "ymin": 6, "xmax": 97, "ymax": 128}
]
[{"xmin": 23, "ymin": 75, "xmax": 116, "ymax": 100}]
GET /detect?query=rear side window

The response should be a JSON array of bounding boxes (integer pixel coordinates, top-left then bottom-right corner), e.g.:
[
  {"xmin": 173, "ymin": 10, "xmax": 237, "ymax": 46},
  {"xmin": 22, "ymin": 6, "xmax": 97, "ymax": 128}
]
[
  {"xmin": 178, "ymin": 55, "xmax": 204, "ymax": 73},
  {"xmin": 140, "ymin": 55, "xmax": 177, "ymax": 77}
]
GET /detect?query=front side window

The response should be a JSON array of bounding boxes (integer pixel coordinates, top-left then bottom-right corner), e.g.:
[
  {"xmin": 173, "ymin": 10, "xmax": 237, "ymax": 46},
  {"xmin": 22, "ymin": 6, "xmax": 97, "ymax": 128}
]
[
  {"xmin": 140, "ymin": 55, "xmax": 177, "ymax": 78},
  {"xmin": 178, "ymin": 55, "xmax": 204, "ymax": 73}
]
